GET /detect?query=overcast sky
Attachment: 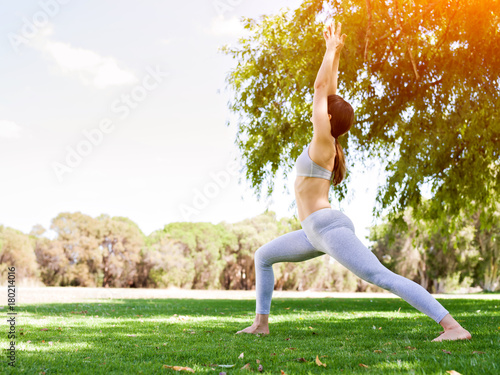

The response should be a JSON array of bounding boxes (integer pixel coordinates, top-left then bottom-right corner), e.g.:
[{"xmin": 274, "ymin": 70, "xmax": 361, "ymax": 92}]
[{"xmin": 0, "ymin": 0, "xmax": 385, "ymax": 246}]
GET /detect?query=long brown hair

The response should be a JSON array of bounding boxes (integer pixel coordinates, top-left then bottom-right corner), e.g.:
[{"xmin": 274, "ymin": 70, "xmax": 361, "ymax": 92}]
[{"xmin": 328, "ymin": 95, "xmax": 354, "ymax": 186}]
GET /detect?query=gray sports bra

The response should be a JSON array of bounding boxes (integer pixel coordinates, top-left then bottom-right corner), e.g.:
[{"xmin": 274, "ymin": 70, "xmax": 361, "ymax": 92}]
[{"xmin": 295, "ymin": 144, "xmax": 333, "ymax": 180}]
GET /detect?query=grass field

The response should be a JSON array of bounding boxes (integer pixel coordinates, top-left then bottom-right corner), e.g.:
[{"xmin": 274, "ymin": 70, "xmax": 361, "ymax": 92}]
[{"xmin": 2, "ymin": 296, "xmax": 499, "ymax": 374}]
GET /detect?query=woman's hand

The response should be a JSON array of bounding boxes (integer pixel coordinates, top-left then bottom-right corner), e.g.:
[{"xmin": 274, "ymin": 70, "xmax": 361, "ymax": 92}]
[{"xmin": 323, "ymin": 21, "xmax": 347, "ymax": 53}]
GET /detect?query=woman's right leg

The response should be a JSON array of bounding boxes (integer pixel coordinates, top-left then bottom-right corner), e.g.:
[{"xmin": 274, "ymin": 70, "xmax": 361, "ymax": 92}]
[{"xmin": 236, "ymin": 229, "xmax": 324, "ymax": 334}]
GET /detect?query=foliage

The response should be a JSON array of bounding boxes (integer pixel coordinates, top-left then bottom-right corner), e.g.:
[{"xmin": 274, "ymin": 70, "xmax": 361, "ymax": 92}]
[
  {"xmin": 0, "ymin": 225, "xmax": 38, "ymax": 281},
  {"xmin": 32, "ymin": 212, "xmax": 144, "ymax": 287},
  {"xmin": 370, "ymin": 201, "xmax": 500, "ymax": 292},
  {"xmin": 1, "ymin": 205, "xmax": 497, "ymax": 292},
  {"xmin": 222, "ymin": 0, "xmax": 500, "ymax": 224}
]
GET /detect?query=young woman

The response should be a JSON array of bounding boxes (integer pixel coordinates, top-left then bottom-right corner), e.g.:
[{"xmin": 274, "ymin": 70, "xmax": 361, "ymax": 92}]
[{"xmin": 236, "ymin": 21, "xmax": 471, "ymax": 342}]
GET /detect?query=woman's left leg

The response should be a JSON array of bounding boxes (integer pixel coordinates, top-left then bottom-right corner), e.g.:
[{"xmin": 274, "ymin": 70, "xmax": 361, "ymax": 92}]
[{"xmin": 311, "ymin": 224, "xmax": 470, "ymax": 341}]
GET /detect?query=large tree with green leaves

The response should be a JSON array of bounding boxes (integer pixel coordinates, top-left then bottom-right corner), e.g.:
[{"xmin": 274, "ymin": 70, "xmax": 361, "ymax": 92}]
[
  {"xmin": 33, "ymin": 213, "xmax": 144, "ymax": 287},
  {"xmin": 223, "ymin": 0, "xmax": 500, "ymax": 223}
]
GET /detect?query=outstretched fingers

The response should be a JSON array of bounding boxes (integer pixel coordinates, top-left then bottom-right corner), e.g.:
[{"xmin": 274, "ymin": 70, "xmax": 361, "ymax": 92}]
[{"xmin": 335, "ymin": 21, "xmax": 342, "ymax": 38}]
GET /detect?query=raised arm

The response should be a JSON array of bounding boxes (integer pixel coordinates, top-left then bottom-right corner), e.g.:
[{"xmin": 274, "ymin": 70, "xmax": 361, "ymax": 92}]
[
  {"xmin": 313, "ymin": 22, "xmax": 346, "ymax": 95},
  {"xmin": 312, "ymin": 22, "xmax": 347, "ymax": 142}
]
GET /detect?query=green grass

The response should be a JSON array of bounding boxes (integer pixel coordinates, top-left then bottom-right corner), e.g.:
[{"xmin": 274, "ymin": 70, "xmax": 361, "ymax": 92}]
[{"xmin": 2, "ymin": 297, "xmax": 499, "ymax": 374}]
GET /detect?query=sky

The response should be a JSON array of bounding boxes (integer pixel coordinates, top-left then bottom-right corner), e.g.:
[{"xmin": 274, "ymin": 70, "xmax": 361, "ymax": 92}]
[{"xmin": 0, "ymin": 0, "xmax": 386, "ymax": 247}]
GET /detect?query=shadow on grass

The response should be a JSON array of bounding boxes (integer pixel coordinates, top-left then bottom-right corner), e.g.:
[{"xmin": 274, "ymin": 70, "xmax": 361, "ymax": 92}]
[{"xmin": 4, "ymin": 297, "xmax": 499, "ymax": 374}]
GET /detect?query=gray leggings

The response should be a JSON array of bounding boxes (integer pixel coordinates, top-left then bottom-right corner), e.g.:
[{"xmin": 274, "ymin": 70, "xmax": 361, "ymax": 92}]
[{"xmin": 254, "ymin": 208, "xmax": 449, "ymax": 324}]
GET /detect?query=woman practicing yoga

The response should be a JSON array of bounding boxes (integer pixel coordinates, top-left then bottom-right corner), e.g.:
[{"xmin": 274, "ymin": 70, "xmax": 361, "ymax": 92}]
[{"xmin": 236, "ymin": 21, "xmax": 471, "ymax": 342}]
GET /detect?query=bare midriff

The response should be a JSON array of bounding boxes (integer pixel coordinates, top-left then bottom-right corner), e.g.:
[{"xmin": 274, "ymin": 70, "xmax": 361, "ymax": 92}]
[{"xmin": 294, "ymin": 177, "xmax": 332, "ymax": 222}]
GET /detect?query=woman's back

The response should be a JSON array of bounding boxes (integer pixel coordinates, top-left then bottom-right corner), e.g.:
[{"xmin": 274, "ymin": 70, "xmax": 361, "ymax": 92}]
[{"xmin": 294, "ymin": 139, "xmax": 336, "ymax": 222}]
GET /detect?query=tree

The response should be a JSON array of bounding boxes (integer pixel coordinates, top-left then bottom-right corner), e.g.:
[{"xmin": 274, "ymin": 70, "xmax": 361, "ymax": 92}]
[
  {"xmin": 368, "ymin": 203, "xmax": 498, "ymax": 293},
  {"xmin": 41, "ymin": 212, "xmax": 144, "ymax": 287},
  {"xmin": 151, "ymin": 222, "xmax": 235, "ymax": 289},
  {"xmin": 97, "ymin": 215, "xmax": 144, "ymax": 288},
  {"xmin": 222, "ymin": 0, "xmax": 500, "ymax": 224},
  {"xmin": 0, "ymin": 226, "xmax": 39, "ymax": 282},
  {"xmin": 471, "ymin": 204, "xmax": 500, "ymax": 291},
  {"xmin": 140, "ymin": 233, "xmax": 197, "ymax": 289}
]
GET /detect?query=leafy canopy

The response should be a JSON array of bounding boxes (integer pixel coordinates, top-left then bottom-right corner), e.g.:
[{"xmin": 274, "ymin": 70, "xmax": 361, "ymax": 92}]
[{"xmin": 223, "ymin": 0, "xmax": 500, "ymax": 222}]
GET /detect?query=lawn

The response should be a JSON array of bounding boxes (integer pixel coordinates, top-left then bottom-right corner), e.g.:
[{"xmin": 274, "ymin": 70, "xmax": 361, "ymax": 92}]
[{"xmin": 2, "ymin": 296, "xmax": 499, "ymax": 374}]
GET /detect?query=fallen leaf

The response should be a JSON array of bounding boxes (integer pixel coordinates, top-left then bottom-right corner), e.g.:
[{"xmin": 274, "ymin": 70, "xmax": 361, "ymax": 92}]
[
  {"xmin": 280, "ymin": 371, "xmax": 287, "ymax": 375},
  {"xmin": 472, "ymin": 351, "xmax": 485, "ymax": 355},
  {"xmin": 285, "ymin": 338, "xmax": 291, "ymax": 341},
  {"xmin": 446, "ymin": 371, "xmax": 462, "ymax": 375},
  {"xmin": 41, "ymin": 340, "xmax": 45, "ymax": 343},
  {"xmin": 256, "ymin": 359, "xmax": 260, "ymax": 364},
  {"xmin": 238, "ymin": 352, "xmax": 244, "ymax": 359},
  {"xmin": 296, "ymin": 358, "xmax": 307, "ymax": 362},
  {"xmin": 284, "ymin": 307, "xmax": 290, "ymax": 309},
  {"xmin": 406, "ymin": 346, "xmax": 416, "ymax": 350},
  {"xmin": 374, "ymin": 350, "xmax": 382, "ymax": 353},
  {"xmin": 315, "ymin": 355, "xmax": 326, "ymax": 367},
  {"xmin": 359, "ymin": 364, "xmax": 369, "ymax": 368},
  {"xmin": 162, "ymin": 365, "xmax": 195, "ymax": 372},
  {"xmin": 287, "ymin": 347, "xmax": 296, "ymax": 350},
  {"xmin": 218, "ymin": 365, "xmax": 235, "ymax": 368},
  {"xmin": 40, "ymin": 328, "xmax": 48, "ymax": 331},
  {"xmin": 241, "ymin": 363, "xmax": 251, "ymax": 370},
  {"xmin": 442, "ymin": 350, "xmax": 452, "ymax": 355},
  {"xmin": 309, "ymin": 326, "xmax": 314, "ymax": 329}
]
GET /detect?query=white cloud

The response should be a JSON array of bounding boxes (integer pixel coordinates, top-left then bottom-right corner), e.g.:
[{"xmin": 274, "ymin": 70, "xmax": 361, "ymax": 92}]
[
  {"xmin": 33, "ymin": 24, "xmax": 138, "ymax": 89},
  {"xmin": 0, "ymin": 120, "xmax": 22, "ymax": 139},
  {"xmin": 208, "ymin": 15, "xmax": 247, "ymax": 36}
]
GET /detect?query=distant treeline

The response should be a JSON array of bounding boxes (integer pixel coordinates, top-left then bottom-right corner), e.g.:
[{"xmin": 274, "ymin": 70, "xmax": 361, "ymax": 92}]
[{"xmin": 1, "ymin": 207, "xmax": 498, "ymax": 292}]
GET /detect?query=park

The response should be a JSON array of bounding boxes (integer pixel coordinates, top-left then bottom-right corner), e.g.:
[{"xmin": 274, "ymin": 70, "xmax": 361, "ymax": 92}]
[{"xmin": 1, "ymin": 0, "xmax": 499, "ymax": 374}]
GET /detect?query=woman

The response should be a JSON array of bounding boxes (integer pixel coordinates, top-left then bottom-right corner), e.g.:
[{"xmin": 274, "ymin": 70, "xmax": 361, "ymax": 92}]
[{"xmin": 236, "ymin": 21, "xmax": 471, "ymax": 342}]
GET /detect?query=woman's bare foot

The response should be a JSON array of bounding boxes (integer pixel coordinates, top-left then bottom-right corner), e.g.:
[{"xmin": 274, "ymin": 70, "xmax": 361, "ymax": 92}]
[
  {"xmin": 235, "ymin": 323, "xmax": 270, "ymax": 335},
  {"xmin": 432, "ymin": 313, "xmax": 472, "ymax": 342},
  {"xmin": 432, "ymin": 326, "xmax": 471, "ymax": 342},
  {"xmin": 236, "ymin": 313, "xmax": 270, "ymax": 335}
]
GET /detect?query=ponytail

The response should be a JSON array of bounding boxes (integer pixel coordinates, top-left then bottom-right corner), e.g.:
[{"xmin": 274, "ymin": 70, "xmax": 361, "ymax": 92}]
[
  {"xmin": 331, "ymin": 138, "xmax": 346, "ymax": 186},
  {"xmin": 327, "ymin": 94, "xmax": 354, "ymax": 186}
]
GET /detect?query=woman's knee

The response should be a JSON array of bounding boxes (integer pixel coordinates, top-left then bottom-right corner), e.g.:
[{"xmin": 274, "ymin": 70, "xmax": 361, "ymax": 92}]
[{"xmin": 254, "ymin": 245, "xmax": 273, "ymax": 267}]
